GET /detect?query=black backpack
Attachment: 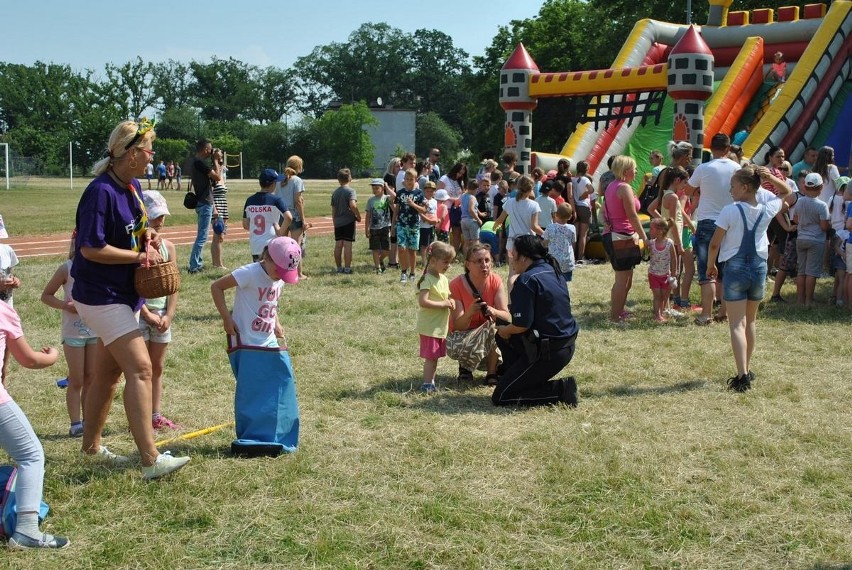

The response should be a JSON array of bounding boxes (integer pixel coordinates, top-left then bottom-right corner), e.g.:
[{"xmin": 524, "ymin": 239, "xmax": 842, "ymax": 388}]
[{"xmin": 639, "ymin": 172, "xmax": 662, "ymax": 214}]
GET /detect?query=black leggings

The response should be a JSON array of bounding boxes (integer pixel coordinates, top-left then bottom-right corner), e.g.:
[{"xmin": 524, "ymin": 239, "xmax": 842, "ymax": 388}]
[{"xmin": 492, "ymin": 335, "xmax": 575, "ymax": 406}]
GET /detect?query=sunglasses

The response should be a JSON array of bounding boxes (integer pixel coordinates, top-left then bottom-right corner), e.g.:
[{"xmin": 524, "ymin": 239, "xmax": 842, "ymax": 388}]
[{"xmin": 137, "ymin": 148, "xmax": 156, "ymax": 157}]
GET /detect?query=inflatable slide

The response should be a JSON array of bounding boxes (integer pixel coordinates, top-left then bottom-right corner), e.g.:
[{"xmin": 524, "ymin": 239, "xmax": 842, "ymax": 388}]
[{"xmin": 500, "ymin": 0, "xmax": 852, "ymax": 187}]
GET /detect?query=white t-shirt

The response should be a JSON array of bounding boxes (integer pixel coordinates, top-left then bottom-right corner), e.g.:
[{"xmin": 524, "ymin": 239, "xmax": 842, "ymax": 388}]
[
  {"xmin": 488, "ymin": 184, "xmax": 499, "ymax": 207},
  {"xmin": 715, "ymin": 198, "xmax": 783, "ymax": 262},
  {"xmin": 420, "ymin": 198, "xmax": 438, "ymax": 229},
  {"xmin": 230, "ymin": 262, "xmax": 284, "ymax": 347},
  {"xmin": 535, "ymin": 195, "xmax": 558, "ymax": 228},
  {"xmin": 0, "ymin": 244, "xmax": 19, "ymax": 307},
  {"xmin": 818, "ymin": 164, "xmax": 840, "ymax": 204},
  {"xmin": 503, "ymin": 198, "xmax": 541, "ymax": 240},
  {"xmin": 829, "ymin": 194, "xmax": 847, "ymax": 232},
  {"xmin": 396, "ymin": 170, "xmax": 407, "ymax": 193},
  {"xmin": 572, "ymin": 175, "xmax": 594, "ymax": 208},
  {"xmin": 439, "ymin": 175, "xmax": 463, "ymax": 201},
  {"xmin": 688, "ymin": 157, "xmax": 740, "ymax": 221},
  {"xmin": 244, "ymin": 194, "xmax": 288, "ymax": 256}
]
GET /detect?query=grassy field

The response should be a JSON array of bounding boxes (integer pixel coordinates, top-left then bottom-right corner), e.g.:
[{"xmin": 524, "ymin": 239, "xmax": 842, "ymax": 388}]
[
  {"xmin": 0, "ymin": 176, "xmax": 343, "ymax": 236},
  {"xmin": 1, "ymin": 181, "xmax": 851, "ymax": 568}
]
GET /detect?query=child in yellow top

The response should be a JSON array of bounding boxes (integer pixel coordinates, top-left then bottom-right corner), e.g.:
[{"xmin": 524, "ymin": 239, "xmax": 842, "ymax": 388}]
[{"xmin": 415, "ymin": 242, "xmax": 456, "ymax": 393}]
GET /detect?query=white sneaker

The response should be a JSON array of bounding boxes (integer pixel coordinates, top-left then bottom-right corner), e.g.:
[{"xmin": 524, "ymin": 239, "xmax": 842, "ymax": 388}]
[
  {"xmin": 142, "ymin": 451, "xmax": 190, "ymax": 480},
  {"xmin": 83, "ymin": 445, "xmax": 130, "ymax": 466},
  {"xmin": 664, "ymin": 308, "xmax": 685, "ymax": 318},
  {"xmin": 399, "ymin": 272, "xmax": 408, "ymax": 283}
]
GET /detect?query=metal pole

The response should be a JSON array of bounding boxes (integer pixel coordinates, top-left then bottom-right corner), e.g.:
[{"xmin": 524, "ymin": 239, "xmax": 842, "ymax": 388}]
[
  {"xmin": 240, "ymin": 152, "xmax": 243, "ymax": 180},
  {"xmin": 686, "ymin": 0, "xmax": 692, "ymax": 24},
  {"xmin": 69, "ymin": 141, "xmax": 73, "ymax": 190},
  {"xmin": 2, "ymin": 144, "xmax": 8, "ymax": 190}
]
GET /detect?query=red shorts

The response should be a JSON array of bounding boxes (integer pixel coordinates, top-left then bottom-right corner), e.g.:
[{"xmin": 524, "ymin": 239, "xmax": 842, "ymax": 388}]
[
  {"xmin": 419, "ymin": 335, "xmax": 447, "ymax": 359},
  {"xmin": 648, "ymin": 273, "xmax": 670, "ymax": 290}
]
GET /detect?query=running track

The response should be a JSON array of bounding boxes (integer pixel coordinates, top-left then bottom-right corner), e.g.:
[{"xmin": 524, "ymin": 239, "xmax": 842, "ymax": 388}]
[{"xmin": 6, "ymin": 217, "xmax": 336, "ymax": 259}]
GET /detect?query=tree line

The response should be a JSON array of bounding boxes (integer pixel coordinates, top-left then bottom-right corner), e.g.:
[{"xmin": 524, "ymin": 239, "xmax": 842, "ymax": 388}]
[{"xmin": 0, "ymin": 0, "xmax": 793, "ymax": 178}]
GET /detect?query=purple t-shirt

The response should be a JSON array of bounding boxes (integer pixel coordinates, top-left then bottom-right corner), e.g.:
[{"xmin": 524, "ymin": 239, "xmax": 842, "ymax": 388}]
[{"xmin": 72, "ymin": 173, "xmax": 147, "ymax": 309}]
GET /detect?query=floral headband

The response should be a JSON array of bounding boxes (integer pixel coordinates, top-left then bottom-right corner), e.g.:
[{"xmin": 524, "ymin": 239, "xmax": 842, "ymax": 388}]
[{"xmin": 123, "ymin": 117, "xmax": 156, "ymax": 150}]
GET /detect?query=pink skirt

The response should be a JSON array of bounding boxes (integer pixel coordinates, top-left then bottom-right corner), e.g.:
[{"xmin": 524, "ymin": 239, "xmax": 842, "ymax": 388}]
[{"xmin": 419, "ymin": 335, "xmax": 447, "ymax": 359}]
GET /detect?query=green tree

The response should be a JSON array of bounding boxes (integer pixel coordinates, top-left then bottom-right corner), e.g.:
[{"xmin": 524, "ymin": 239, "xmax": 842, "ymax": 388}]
[
  {"xmin": 0, "ymin": 62, "xmax": 81, "ymax": 132},
  {"xmin": 152, "ymin": 59, "xmax": 194, "ymax": 110},
  {"xmin": 189, "ymin": 57, "xmax": 258, "ymax": 122},
  {"xmin": 242, "ymin": 122, "xmax": 289, "ymax": 177},
  {"xmin": 407, "ymin": 30, "xmax": 473, "ymax": 130},
  {"xmin": 250, "ymin": 67, "xmax": 298, "ymax": 125},
  {"xmin": 416, "ymin": 112, "xmax": 462, "ymax": 171},
  {"xmin": 103, "ymin": 57, "xmax": 157, "ymax": 119},
  {"xmin": 294, "ymin": 23, "xmax": 410, "ymax": 118},
  {"xmin": 156, "ymin": 106, "xmax": 205, "ymax": 142},
  {"xmin": 152, "ymin": 138, "xmax": 191, "ymax": 165},
  {"xmin": 310, "ymin": 102, "xmax": 378, "ymax": 177}
]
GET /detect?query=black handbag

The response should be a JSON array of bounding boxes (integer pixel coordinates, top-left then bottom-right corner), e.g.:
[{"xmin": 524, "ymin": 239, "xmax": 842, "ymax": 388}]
[{"xmin": 183, "ymin": 191, "xmax": 198, "ymax": 209}]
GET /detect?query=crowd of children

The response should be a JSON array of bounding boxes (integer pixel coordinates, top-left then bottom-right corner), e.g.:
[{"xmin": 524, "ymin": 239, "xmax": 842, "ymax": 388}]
[{"xmin": 0, "ymin": 138, "xmax": 847, "ymax": 549}]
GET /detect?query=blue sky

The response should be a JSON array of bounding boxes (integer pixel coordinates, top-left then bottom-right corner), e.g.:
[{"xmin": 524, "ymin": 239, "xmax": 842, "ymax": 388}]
[{"xmin": 3, "ymin": 1, "xmax": 540, "ymax": 72}]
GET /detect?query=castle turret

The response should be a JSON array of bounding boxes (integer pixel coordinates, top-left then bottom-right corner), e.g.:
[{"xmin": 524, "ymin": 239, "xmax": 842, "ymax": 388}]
[
  {"xmin": 499, "ymin": 43, "xmax": 539, "ymax": 175},
  {"xmin": 667, "ymin": 25, "xmax": 714, "ymax": 166}
]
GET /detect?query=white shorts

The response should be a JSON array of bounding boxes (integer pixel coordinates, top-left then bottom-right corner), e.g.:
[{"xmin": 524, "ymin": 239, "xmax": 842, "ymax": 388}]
[
  {"xmin": 139, "ymin": 308, "xmax": 172, "ymax": 343},
  {"xmin": 73, "ymin": 302, "xmax": 140, "ymax": 346}
]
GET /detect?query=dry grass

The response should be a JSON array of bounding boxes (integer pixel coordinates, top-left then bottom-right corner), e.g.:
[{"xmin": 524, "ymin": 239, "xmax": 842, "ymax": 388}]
[{"xmin": 2, "ymin": 183, "xmax": 851, "ymax": 568}]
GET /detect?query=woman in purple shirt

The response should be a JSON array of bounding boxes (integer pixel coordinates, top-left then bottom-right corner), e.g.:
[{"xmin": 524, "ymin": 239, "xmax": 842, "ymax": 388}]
[
  {"xmin": 602, "ymin": 156, "xmax": 649, "ymax": 323},
  {"xmin": 72, "ymin": 119, "xmax": 189, "ymax": 480}
]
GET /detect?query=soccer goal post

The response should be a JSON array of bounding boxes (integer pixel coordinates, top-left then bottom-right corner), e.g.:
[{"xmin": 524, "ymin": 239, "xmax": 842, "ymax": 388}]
[{"xmin": 0, "ymin": 143, "xmax": 8, "ymax": 190}]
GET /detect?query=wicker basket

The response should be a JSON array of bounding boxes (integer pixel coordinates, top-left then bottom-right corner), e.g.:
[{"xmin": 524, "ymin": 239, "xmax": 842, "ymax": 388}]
[{"xmin": 135, "ymin": 259, "xmax": 180, "ymax": 299}]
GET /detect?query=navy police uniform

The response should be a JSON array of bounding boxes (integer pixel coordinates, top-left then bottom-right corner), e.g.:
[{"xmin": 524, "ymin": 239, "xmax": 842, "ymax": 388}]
[{"xmin": 493, "ymin": 258, "xmax": 579, "ymax": 406}]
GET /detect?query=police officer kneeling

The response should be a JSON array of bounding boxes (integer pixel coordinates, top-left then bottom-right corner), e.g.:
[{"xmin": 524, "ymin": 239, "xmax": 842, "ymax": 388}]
[{"xmin": 494, "ymin": 234, "xmax": 579, "ymax": 407}]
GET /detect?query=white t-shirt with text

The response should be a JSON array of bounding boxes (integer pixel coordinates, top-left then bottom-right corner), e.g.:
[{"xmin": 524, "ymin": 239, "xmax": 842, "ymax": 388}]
[{"xmin": 230, "ymin": 262, "xmax": 284, "ymax": 347}]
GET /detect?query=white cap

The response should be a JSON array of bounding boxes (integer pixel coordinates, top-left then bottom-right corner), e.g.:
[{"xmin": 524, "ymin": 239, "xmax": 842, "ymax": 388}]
[
  {"xmin": 143, "ymin": 190, "xmax": 171, "ymax": 219},
  {"xmin": 804, "ymin": 172, "xmax": 823, "ymax": 188}
]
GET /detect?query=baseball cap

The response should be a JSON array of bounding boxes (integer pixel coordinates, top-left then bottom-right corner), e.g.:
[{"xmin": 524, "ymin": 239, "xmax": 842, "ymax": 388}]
[
  {"xmin": 259, "ymin": 168, "xmax": 279, "ymax": 187},
  {"xmin": 370, "ymin": 178, "xmax": 384, "ymax": 186},
  {"xmin": 546, "ymin": 169, "xmax": 558, "ymax": 180},
  {"xmin": 212, "ymin": 218, "xmax": 225, "ymax": 235},
  {"xmin": 434, "ymin": 189, "xmax": 449, "ymax": 201},
  {"xmin": 0, "ymin": 214, "xmax": 7, "ymax": 239},
  {"xmin": 267, "ymin": 236, "xmax": 301, "ymax": 284},
  {"xmin": 142, "ymin": 190, "xmax": 170, "ymax": 219},
  {"xmin": 424, "ymin": 181, "xmax": 437, "ymax": 190},
  {"xmin": 835, "ymin": 176, "xmax": 850, "ymax": 190},
  {"xmin": 804, "ymin": 172, "xmax": 823, "ymax": 187}
]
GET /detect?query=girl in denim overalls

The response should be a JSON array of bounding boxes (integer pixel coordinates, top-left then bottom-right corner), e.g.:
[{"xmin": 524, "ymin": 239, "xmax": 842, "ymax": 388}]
[{"xmin": 706, "ymin": 166, "xmax": 791, "ymax": 392}]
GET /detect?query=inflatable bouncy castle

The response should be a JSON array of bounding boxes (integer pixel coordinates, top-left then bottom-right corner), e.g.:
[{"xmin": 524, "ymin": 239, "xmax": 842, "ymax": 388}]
[{"xmin": 499, "ymin": 0, "xmax": 852, "ymax": 186}]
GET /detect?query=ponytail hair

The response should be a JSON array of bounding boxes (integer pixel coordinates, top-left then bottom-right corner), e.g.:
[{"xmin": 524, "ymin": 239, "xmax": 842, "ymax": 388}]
[
  {"xmin": 515, "ymin": 175, "xmax": 535, "ymax": 200},
  {"xmin": 668, "ymin": 140, "xmax": 693, "ymax": 162},
  {"xmin": 650, "ymin": 217, "xmax": 675, "ymax": 235},
  {"xmin": 285, "ymin": 155, "xmax": 304, "ymax": 175},
  {"xmin": 732, "ymin": 166, "xmax": 761, "ymax": 191},
  {"xmin": 416, "ymin": 241, "xmax": 456, "ymax": 288},
  {"xmin": 513, "ymin": 234, "xmax": 561, "ymax": 274}
]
